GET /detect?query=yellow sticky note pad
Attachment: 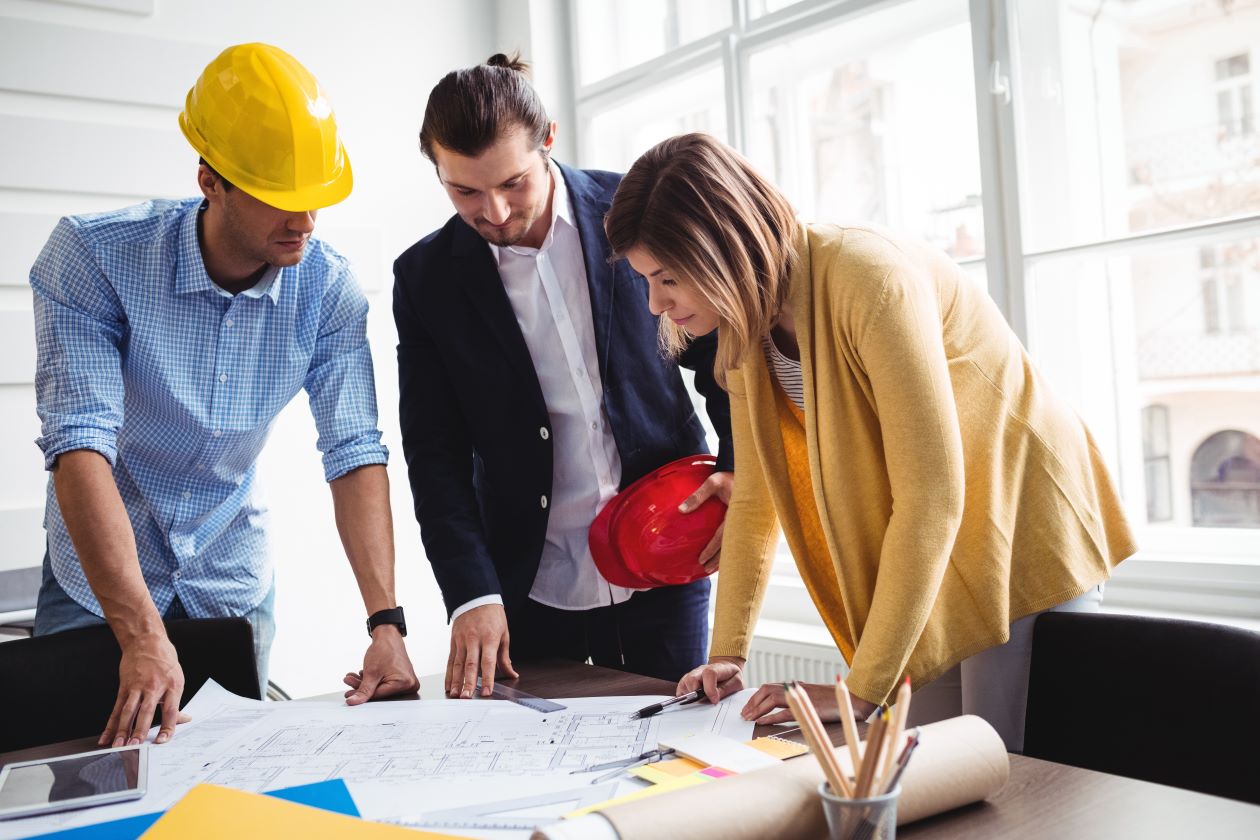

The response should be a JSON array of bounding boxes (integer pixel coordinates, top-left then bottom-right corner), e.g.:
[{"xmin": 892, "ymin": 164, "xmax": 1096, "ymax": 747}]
[
  {"xmin": 630, "ymin": 736, "xmax": 805, "ymax": 786},
  {"xmin": 748, "ymin": 735, "xmax": 810, "ymax": 760},
  {"xmin": 630, "ymin": 755, "xmax": 705, "ymax": 782},
  {"xmin": 141, "ymin": 784, "xmax": 459, "ymax": 839}
]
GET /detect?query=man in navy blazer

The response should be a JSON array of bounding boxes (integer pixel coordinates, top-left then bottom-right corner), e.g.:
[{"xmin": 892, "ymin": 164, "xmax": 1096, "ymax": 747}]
[{"xmin": 393, "ymin": 54, "xmax": 733, "ymax": 697}]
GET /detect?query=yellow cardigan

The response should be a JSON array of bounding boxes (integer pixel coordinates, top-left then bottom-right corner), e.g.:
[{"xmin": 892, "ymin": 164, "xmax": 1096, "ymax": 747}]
[{"xmin": 710, "ymin": 222, "xmax": 1137, "ymax": 706}]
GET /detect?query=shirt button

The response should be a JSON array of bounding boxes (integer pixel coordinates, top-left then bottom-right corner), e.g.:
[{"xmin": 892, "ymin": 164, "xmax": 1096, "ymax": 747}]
[
  {"xmin": 539, "ymin": 427, "xmax": 550, "ymax": 440},
  {"xmin": 212, "ymin": 429, "xmax": 222, "ymax": 438},
  {"xmin": 219, "ymin": 373, "xmax": 228, "ymax": 383},
  {"xmin": 540, "ymin": 495, "xmax": 548, "ymax": 509},
  {"xmin": 590, "ymin": 421, "xmax": 599, "ymax": 431},
  {"xmin": 225, "ymin": 318, "xmax": 234, "ymax": 327},
  {"xmin": 182, "ymin": 491, "xmax": 191, "ymax": 500},
  {"xmin": 173, "ymin": 570, "xmax": 182, "ymax": 580}
]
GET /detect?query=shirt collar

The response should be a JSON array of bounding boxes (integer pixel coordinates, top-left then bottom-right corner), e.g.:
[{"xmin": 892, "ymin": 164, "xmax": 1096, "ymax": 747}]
[
  {"xmin": 488, "ymin": 159, "xmax": 574, "ymax": 264},
  {"xmin": 173, "ymin": 201, "xmax": 283, "ymax": 304}
]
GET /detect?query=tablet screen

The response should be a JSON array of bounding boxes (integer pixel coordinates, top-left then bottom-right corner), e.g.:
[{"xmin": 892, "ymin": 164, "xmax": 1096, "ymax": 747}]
[{"xmin": 0, "ymin": 745, "xmax": 143, "ymax": 815}]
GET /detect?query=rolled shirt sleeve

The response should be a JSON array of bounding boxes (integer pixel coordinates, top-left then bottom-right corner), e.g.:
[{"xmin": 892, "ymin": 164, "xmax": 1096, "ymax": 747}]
[
  {"xmin": 31, "ymin": 217, "xmax": 127, "ymax": 470},
  {"xmin": 304, "ymin": 258, "xmax": 390, "ymax": 482}
]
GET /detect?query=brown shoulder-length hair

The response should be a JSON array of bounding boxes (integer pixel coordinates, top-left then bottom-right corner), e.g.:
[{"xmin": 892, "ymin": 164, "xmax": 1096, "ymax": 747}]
[{"xmin": 604, "ymin": 133, "xmax": 797, "ymax": 388}]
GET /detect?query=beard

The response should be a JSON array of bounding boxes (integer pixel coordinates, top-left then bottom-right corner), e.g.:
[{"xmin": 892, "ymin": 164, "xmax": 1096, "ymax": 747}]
[{"xmin": 476, "ymin": 206, "xmax": 544, "ymax": 248}]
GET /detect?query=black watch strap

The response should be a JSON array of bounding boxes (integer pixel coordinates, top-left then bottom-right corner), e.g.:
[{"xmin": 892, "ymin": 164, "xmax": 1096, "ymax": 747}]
[{"xmin": 366, "ymin": 606, "xmax": 407, "ymax": 637}]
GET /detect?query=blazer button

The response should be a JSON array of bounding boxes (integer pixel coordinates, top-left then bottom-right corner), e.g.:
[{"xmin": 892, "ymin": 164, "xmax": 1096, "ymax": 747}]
[
  {"xmin": 540, "ymin": 427, "xmax": 550, "ymax": 440},
  {"xmin": 540, "ymin": 495, "xmax": 549, "ymax": 509}
]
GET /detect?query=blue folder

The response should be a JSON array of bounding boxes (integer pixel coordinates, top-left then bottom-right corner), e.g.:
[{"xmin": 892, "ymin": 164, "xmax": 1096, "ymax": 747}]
[{"xmin": 27, "ymin": 778, "xmax": 360, "ymax": 839}]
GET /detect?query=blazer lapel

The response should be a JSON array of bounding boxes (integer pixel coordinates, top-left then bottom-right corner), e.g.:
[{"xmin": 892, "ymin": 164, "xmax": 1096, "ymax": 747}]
[
  {"xmin": 450, "ymin": 218, "xmax": 540, "ymax": 386},
  {"xmin": 560, "ymin": 164, "xmax": 616, "ymax": 378}
]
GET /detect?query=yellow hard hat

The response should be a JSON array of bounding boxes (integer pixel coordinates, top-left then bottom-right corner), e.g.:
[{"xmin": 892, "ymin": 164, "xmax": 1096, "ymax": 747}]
[{"xmin": 178, "ymin": 43, "xmax": 352, "ymax": 212}]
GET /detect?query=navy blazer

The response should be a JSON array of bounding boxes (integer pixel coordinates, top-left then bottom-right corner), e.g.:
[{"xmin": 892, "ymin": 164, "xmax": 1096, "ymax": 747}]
[{"xmin": 392, "ymin": 164, "xmax": 733, "ymax": 619}]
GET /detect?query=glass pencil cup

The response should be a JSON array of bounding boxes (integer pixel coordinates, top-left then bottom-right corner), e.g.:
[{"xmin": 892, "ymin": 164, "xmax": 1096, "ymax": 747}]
[{"xmin": 818, "ymin": 782, "xmax": 901, "ymax": 840}]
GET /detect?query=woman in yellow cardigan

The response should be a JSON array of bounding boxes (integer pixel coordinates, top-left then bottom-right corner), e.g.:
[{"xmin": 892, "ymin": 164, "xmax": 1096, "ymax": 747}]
[{"xmin": 604, "ymin": 133, "xmax": 1136, "ymax": 751}]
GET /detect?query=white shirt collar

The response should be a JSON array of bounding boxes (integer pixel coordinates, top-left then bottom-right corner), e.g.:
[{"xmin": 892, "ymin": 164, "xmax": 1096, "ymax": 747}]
[{"xmin": 488, "ymin": 160, "xmax": 574, "ymax": 263}]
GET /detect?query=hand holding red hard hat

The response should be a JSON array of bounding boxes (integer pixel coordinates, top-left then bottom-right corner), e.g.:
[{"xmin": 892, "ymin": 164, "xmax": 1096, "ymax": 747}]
[
  {"xmin": 678, "ymin": 471, "xmax": 733, "ymax": 573},
  {"xmin": 590, "ymin": 455, "xmax": 730, "ymax": 589}
]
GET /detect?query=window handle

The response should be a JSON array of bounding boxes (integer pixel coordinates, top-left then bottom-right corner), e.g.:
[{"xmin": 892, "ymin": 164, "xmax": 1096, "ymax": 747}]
[{"xmin": 990, "ymin": 60, "xmax": 1012, "ymax": 106}]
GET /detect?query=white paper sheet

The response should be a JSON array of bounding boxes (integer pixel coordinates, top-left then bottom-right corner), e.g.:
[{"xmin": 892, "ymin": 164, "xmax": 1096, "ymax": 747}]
[{"xmin": 0, "ymin": 682, "xmax": 756, "ymax": 839}]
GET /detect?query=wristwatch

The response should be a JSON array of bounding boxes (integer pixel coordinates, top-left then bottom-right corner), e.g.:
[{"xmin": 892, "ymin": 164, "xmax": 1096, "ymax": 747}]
[{"xmin": 366, "ymin": 606, "xmax": 407, "ymax": 637}]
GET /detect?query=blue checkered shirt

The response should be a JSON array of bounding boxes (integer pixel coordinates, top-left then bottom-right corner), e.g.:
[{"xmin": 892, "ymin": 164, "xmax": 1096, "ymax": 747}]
[{"xmin": 31, "ymin": 198, "xmax": 389, "ymax": 619}]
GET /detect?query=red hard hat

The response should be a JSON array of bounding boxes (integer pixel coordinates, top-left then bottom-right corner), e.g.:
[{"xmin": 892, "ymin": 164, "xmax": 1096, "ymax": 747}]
[{"xmin": 590, "ymin": 454, "xmax": 727, "ymax": 589}]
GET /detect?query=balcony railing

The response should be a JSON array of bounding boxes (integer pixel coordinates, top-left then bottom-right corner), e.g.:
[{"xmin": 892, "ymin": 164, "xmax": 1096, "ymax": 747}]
[
  {"xmin": 1138, "ymin": 329, "xmax": 1260, "ymax": 379},
  {"xmin": 1127, "ymin": 121, "xmax": 1259, "ymax": 187}
]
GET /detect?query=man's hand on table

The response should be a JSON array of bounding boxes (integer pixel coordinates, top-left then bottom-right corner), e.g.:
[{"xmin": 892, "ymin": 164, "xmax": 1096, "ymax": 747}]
[
  {"xmin": 445, "ymin": 603, "xmax": 518, "ymax": 699},
  {"xmin": 102, "ymin": 631, "xmax": 191, "ymax": 746},
  {"xmin": 343, "ymin": 624, "xmax": 421, "ymax": 704}
]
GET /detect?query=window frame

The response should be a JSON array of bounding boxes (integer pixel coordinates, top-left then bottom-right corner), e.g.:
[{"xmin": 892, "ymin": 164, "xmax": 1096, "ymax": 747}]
[{"xmin": 564, "ymin": 0, "xmax": 1260, "ymax": 629}]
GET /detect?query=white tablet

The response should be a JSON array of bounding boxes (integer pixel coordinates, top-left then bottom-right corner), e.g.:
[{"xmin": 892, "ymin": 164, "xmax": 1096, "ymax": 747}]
[{"xmin": 0, "ymin": 744, "xmax": 147, "ymax": 820}]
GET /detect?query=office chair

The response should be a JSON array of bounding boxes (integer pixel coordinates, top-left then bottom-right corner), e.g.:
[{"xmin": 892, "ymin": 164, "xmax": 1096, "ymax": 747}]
[
  {"xmin": 1024, "ymin": 611, "xmax": 1260, "ymax": 805},
  {"xmin": 0, "ymin": 566, "xmax": 41, "ymax": 638},
  {"xmin": 0, "ymin": 565, "xmax": 290, "ymax": 701},
  {"xmin": 0, "ymin": 617, "xmax": 261, "ymax": 753}
]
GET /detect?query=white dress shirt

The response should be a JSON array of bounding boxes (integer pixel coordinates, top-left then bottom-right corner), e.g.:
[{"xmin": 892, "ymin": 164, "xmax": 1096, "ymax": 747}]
[{"xmin": 451, "ymin": 163, "xmax": 635, "ymax": 620}]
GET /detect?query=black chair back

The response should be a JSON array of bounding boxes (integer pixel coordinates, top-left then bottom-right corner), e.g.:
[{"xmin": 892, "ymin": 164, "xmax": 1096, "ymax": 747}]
[
  {"xmin": 0, "ymin": 618, "xmax": 260, "ymax": 753},
  {"xmin": 1024, "ymin": 611, "xmax": 1260, "ymax": 805}
]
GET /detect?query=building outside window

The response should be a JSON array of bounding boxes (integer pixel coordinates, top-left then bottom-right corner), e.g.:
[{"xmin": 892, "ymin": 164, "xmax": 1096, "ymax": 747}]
[
  {"xmin": 1143, "ymin": 404, "xmax": 1173, "ymax": 523},
  {"xmin": 1215, "ymin": 52, "xmax": 1254, "ymax": 140},
  {"xmin": 1191, "ymin": 430, "xmax": 1260, "ymax": 527}
]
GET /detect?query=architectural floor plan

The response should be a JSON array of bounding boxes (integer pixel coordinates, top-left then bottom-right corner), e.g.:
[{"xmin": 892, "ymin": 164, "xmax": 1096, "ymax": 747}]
[{"xmin": 0, "ymin": 681, "xmax": 755, "ymax": 840}]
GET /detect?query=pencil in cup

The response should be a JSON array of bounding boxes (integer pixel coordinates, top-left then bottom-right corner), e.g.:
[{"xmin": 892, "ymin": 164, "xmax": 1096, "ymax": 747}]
[
  {"xmin": 879, "ymin": 677, "xmax": 912, "ymax": 784},
  {"xmin": 835, "ymin": 677, "xmax": 864, "ymax": 774},
  {"xmin": 853, "ymin": 709, "xmax": 889, "ymax": 798},
  {"xmin": 793, "ymin": 683, "xmax": 855, "ymax": 797},
  {"xmin": 783, "ymin": 682, "xmax": 852, "ymax": 798}
]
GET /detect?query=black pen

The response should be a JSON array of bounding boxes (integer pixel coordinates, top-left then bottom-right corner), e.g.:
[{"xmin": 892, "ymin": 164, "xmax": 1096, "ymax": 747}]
[{"xmin": 630, "ymin": 688, "xmax": 706, "ymax": 720}]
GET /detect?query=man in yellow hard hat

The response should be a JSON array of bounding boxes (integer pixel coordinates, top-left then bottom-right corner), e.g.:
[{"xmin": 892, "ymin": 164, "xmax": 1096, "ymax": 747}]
[{"xmin": 28, "ymin": 43, "xmax": 418, "ymax": 747}]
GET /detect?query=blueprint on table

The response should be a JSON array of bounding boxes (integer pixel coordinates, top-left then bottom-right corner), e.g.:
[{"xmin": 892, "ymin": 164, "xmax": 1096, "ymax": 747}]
[{"xmin": 0, "ymin": 680, "xmax": 756, "ymax": 839}]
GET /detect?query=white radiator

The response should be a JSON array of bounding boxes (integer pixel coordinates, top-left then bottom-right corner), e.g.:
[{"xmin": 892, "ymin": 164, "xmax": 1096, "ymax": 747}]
[{"xmin": 744, "ymin": 635, "xmax": 847, "ymax": 688}]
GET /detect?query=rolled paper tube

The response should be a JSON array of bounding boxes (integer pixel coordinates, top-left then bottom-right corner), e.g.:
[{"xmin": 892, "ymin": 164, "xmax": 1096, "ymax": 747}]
[{"xmin": 540, "ymin": 715, "xmax": 1009, "ymax": 840}]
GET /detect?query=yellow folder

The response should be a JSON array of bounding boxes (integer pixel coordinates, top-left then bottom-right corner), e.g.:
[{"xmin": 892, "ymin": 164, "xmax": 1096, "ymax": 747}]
[{"xmin": 141, "ymin": 784, "xmax": 459, "ymax": 839}]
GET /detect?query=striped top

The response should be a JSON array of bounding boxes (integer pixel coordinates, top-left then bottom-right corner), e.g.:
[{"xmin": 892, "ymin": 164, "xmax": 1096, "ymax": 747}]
[{"xmin": 762, "ymin": 335, "xmax": 805, "ymax": 409}]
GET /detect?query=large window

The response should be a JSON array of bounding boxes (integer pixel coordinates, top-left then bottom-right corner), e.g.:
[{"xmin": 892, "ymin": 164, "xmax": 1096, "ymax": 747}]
[
  {"xmin": 567, "ymin": 0, "xmax": 1260, "ymax": 610},
  {"xmin": 744, "ymin": 0, "xmax": 983, "ymax": 259}
]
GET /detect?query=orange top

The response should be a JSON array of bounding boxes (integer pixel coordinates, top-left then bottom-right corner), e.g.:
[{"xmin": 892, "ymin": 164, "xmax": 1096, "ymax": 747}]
[{"xmin": 775, "ymin": 383, "xmax": 855, "ymax": 665}]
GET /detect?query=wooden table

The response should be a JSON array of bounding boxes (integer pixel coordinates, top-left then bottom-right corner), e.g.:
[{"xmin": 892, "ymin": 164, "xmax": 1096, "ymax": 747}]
[{"xmin": 5, "ymin": 659, "xmax": 1260, "ymax": 838}]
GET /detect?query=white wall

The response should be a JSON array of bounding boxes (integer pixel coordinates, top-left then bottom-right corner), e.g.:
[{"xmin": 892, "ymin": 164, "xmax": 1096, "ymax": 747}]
[{"xmin": 0, "ymin": 0, "xmax": 506, "ymax": 697}]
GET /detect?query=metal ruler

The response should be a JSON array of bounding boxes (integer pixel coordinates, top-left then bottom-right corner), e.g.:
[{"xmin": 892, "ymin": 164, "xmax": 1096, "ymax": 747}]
[
  {"xmin": 478, "ymin": 679, "xmax": 567, "ymax": 713},
  {"xmin": 396, "ymin": 783, "xmax": 617, "ymax": 831}
]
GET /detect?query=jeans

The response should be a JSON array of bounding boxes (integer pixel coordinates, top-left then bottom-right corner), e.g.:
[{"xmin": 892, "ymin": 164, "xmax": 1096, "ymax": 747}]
[{"xmin": 33, "ymin": 551, "xmax": 276, "ymax": 692}]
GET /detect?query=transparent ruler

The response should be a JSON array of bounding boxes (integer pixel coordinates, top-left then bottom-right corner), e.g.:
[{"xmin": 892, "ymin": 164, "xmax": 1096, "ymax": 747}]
[
  {"xmin": 395, "ymin": 783, "xmax": 616, "ymax": 831},
  {"xmin": 477, "ymin": 679, "xmax": 567, "ymax": 712}
]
